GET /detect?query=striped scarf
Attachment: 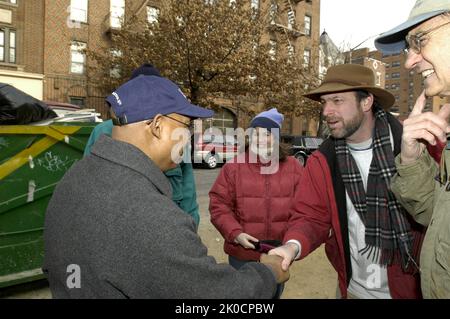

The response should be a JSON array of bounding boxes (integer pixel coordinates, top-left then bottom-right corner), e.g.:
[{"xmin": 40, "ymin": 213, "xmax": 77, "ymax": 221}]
[{"xmin": 336, "ymin": 107, "xmax": 419, "ymax": 271}]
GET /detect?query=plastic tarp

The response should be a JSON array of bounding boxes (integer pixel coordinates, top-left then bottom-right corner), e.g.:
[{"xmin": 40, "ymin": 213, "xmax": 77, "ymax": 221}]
[{"xmin": 0, "ymin": 83, "xmax": 57, "ymax": 125}]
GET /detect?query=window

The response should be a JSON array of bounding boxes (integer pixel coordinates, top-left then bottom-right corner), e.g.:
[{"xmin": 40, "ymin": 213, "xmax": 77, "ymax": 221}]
[
  {"xmin": 391, "ymin": 61, "xmax": 401, "ymax": 67},
  {"xmin": 287, "ymin": 9, "xmax": 295, "ymax": 30},
  {"xmin": 0, "ymin": 31, "xmax": 5, "ymax": 62},
  {"xmin": 70, "ymin": 0, "xmax": 88, "ymax": 23},
  {"xmin": 303, "ymin": 49, "xmax": 311, "ymax": 68},
  {"xmin": 304, "ymin": 15, "xmax": 311, "ymax": 36},
  {"xmin": 288, "ymin": 43, "xmax": 295, "ymax": 58},
  {"xmin": 1, "ymin": 0, "xmax": 17, "ymax": 4},
  {"xmin": 147, "ymin": 6, "xmax": 159, "ymax": 24},
  {"xmin": 110, "ymin": 49, "xmax": 122, "ymax": 78},
  {"xmin": 250, "ymin": 0, "xmax": 259, "ymax": 18},
  {"xmin": 71, "ymin": 41, "xmax": 86, "ymax": 74},
  {"xmin": 69, "ymin": 97, "xmax": 86, "ymax": 107},
  {"xmin": 269, "ymin": 40, "xmax": 276, "ymax": 59},
  {"xmin": 385, "ymin": 73, "xmax": 390, "ymax": 79},
  {"xmin": 9, "ymin": 29, "xmax": 15, "ymax": 63},
  {"xmin": 251, "ymin": 0, "xmax": 259, "ymax": 10},
  {"xmin": 0, "ymin": 28, "xmax": 16, "ymax": 64},
  {"xmin": 375, "ymin": 72, "xmax": 381, "ymax": 86},
  {"xmin": 110, "ymin": 0, "xmax": 125, "ymax": 29},
  {"xmin": 391, "ymin": 83, "xmax": 400, "ymax": 90},
  {"xmin": 391, "ymin": 72, "xmax": 400, "ymax": 78},
  {"xmin": 269, "ymin": 1, "xmax": 277, "ymax": 23}
]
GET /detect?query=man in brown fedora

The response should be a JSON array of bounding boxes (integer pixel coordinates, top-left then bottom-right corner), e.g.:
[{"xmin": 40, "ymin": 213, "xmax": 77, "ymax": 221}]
[{"xmin": 268, "ymin": 64, "xmax": 426, "ymax": 299}]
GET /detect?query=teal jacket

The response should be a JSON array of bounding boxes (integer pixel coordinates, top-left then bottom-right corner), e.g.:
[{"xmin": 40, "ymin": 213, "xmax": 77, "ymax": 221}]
[{"xmin": 84, "ymin": 120, "xmax": 200, "ymax": 226}]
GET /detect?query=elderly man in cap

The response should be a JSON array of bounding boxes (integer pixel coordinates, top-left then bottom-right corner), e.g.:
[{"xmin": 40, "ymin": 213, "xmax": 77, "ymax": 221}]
[
  {"xmin": 375, "ymin": 0, "xmax": 450, "ymax": 299},
  {"xmin": 84, "ymin": 64, "xmax": 201, "ymax": 229},
  {"xmin": 43, "ymin": 75, "xmax": 289, "ymax": 298},
  {"xmin": 269, "ymin": 64, "xmax": 426, "ymax": 299}
]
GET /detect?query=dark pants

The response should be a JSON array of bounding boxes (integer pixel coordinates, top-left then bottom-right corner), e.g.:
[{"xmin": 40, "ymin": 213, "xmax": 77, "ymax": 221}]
[{"xmin": 228, "ymin": 255, "xmax": 284, "ymax": 299}]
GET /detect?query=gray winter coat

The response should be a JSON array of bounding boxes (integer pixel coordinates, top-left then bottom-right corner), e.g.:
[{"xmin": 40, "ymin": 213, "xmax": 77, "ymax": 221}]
[{"xmin": 43, "ymin": 135, "xmax": 276, "ymax": 298}]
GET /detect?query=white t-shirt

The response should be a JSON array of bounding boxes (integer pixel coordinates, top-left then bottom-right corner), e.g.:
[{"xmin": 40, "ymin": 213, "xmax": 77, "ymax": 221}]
[{"xmin": 345, "ymin": 137, "xmax": 391, "ymax": 299}]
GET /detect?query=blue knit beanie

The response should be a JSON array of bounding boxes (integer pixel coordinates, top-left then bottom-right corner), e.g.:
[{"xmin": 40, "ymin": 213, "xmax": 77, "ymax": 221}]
[{"xmin": 250, "ymin": 108, "xmax": 284, "ymax": 130}]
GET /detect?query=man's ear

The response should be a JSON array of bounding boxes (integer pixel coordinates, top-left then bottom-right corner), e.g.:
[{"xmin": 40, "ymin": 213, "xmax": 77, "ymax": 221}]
[
  {"xmin": 149, "ymin": 114, "xmax": 164, "ymax": 139},
  {"xmin": 362, "ymin": 93, "xmax": 374, "ymax": 112}
]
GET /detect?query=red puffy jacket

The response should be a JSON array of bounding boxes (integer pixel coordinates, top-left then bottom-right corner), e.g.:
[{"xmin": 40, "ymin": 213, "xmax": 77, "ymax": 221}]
[{"xmin": 209, "ymin": 153, "xmax": 304, "ymax": 261}]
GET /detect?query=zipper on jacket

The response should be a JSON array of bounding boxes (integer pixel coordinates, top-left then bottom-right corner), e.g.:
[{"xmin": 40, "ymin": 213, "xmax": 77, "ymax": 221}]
[{"xmin": 265, "ymin": 174, "xmax": 271, "ymax": 239}]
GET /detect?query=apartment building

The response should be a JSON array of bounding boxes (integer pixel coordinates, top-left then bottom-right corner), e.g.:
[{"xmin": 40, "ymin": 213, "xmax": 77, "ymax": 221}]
[{"xmin": 268, "ymin": 0, "xmax": 321, "ymax": 135}]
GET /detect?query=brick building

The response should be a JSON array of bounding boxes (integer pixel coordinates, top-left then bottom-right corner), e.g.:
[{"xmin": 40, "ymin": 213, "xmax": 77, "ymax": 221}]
[{"xmin": 0, "ymin": 0, "xmax": 321, "ymax": 134}]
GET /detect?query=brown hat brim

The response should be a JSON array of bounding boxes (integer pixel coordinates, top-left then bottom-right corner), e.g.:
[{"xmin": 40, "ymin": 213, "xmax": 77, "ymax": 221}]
[{"xmin": 304, "ymin": 83, "xmax": 395, "ymax": 110}]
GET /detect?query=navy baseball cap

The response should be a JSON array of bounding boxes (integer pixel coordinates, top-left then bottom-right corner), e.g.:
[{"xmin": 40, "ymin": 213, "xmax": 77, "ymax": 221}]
[
  {"xmin": 106, "ymin": 75, "xmax": 214, "ymax": 125},
  {"xmin": 375, "ymin": 0, "xmax": 450, "ymax": 53}
]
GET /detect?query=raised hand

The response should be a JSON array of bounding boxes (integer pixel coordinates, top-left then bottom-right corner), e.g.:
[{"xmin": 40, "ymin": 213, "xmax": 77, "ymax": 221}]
[
  {"xmin": 260, "ymin": 253, "xmax": 290, "ymax": 284},
  {"xmin": 234, "ymin": 233, "xmax": 258, "ymax": 249},
  {"xmin": 268, "ymin": 243, "xmax": 299, "ymax": 271},
  {"xmin": 401, "ymin": 90, "xmax": 450, "ymax": 165}
]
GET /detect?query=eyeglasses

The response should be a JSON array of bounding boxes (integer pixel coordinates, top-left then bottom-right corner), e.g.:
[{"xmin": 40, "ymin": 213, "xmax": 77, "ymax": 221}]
[
  {"xmin": 404, "ymin": 20, "xmax": 450, "ymax": 54},
  {"xmin": 164, "ymin": 115, "xmax": 194, "ymax": 134}
]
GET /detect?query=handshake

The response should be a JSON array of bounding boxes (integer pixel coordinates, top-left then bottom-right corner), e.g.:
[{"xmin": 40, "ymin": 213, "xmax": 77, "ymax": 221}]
[
  {"xmin": 260, "ymin": 254, "xmax": 290, "ymax": 284},
  {"xmin": 235, "ymin": 233, "xmax": 298, "ymax": 284},
  {"xmin": 259, "ymin": 242, "xmax": 299, "ymax": 284}
]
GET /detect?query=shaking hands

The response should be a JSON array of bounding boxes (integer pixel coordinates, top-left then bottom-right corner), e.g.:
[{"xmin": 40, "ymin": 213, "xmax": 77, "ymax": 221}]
[{"xmin": 260, "ymin": 253, "xmax": 290, "ymax": 284}]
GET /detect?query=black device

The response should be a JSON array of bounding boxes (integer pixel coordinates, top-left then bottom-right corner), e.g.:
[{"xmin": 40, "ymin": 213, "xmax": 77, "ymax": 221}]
[{"xmin": 253, "ymin": 240, "xmax": 282, "ymax": 253}]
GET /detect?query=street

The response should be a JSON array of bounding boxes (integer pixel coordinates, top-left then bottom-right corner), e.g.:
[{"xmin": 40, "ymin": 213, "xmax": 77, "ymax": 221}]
[{"xmin": 0, "ymin": 167, "xmax": 336, "ymax": 299}]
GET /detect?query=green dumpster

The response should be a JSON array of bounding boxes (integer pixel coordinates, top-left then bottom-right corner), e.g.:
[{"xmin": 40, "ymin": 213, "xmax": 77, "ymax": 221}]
[{"xmin": 0, "ymin": 123, "xmax": 97, "ymax": 288}]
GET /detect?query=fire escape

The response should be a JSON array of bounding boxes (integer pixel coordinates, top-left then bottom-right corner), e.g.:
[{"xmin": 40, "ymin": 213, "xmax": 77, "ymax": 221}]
[{"xmin": 268, "ymin": 0, "xmax": 306, "ymax": 47}]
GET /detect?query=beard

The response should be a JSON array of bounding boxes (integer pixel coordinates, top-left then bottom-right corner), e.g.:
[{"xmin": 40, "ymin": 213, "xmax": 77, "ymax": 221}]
[{"xmin": 326, "ymin": 107, "xmax": 364, "ymax": 139}]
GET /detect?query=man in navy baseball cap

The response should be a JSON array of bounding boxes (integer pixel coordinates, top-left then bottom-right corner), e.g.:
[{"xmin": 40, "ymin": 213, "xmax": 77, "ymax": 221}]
[
  {"xmin": 106, "ymin": 75, "xmax": 214, "ymax": 126},
  {"xmin": 105, "ymin": 75, "xmax": 213, "ymax": 171}
]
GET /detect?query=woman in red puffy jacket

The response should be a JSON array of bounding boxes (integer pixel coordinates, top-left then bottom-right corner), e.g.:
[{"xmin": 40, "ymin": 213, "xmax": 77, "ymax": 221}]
[{"xmin": 209, "ymin": 108, "xmax": 304, "ymax": 298}]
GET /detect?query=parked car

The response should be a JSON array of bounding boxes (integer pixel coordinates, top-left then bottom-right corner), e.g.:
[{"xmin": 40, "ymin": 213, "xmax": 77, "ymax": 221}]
[
  {"xmin": 191, "ymin": 131, "xmax": 240, "ymax": 169},
  {"xmin": 281, "ymin": 135, "xmax": 324, "ymax": 166},
  {"xmin": 41, "ymin": 101, "xmax": 102, "ymax": 124}
]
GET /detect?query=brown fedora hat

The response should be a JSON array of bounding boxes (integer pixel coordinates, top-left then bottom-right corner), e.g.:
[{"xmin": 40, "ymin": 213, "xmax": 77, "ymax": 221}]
[{"xmin": 304, "ymin": 64, "xmax": 395, "ymax": 110}]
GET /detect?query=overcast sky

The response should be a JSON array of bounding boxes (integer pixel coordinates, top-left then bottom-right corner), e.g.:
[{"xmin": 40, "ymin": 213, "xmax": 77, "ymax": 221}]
[{"xmin": 320, "ymin": 0, "xmax": 417, "ymax": 50}]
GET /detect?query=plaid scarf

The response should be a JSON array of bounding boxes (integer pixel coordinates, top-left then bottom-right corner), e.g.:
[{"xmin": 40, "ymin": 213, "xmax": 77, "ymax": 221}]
[{"xmin": 336, "ymin": 107, "xmax": 419, "ymax": 271}]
